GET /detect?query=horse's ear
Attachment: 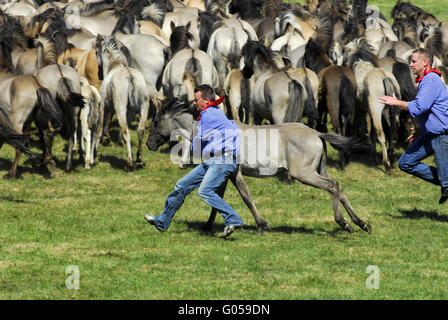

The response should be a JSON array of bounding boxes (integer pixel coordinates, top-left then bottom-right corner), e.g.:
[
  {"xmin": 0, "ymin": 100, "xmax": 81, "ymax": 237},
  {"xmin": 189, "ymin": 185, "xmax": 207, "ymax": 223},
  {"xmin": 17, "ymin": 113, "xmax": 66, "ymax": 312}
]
[
  {"xmin": 170, "ymin": 21, "xmax": 176, "ymax": 32},
  {"xmin": 438, "ymin": 22, "xmax": 442, "ymax": 29},
  {"xmin": 185, "ymin": 21, "xmax": 191, "ymax": 32}
]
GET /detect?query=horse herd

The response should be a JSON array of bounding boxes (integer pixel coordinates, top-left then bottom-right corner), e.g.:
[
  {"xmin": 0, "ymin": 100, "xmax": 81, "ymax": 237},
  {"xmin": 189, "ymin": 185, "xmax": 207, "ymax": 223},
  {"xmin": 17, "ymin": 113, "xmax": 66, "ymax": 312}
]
[{"xmin": 0, "ymin": 0, "xmax": 444, "ymax": 233}]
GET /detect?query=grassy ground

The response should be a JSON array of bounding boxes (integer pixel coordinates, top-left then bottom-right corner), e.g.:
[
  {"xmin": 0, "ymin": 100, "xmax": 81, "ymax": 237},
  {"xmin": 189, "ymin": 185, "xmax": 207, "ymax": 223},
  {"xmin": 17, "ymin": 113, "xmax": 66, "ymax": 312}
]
[{"xmin": 1, "ymin": 1, "xmax": 448, "ymax": 300}]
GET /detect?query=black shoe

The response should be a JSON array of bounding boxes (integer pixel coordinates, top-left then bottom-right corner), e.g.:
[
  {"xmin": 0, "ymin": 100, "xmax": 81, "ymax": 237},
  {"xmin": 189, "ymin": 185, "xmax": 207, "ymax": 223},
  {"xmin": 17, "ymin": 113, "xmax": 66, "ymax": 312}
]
[
  {"xmin": 439, "ymin": 188, "xmax": 448, "ymax": 204},
  {"xmin": 144, "ymin": 214, "xmax": 165, "ymax": 232}
]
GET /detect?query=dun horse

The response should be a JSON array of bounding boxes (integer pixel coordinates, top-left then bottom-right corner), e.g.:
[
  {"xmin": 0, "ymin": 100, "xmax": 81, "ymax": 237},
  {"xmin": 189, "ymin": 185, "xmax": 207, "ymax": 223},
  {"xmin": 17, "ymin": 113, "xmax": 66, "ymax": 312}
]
[{"xmin": 146, "ymin": 98, "xmax": 372, "ymax": 234}]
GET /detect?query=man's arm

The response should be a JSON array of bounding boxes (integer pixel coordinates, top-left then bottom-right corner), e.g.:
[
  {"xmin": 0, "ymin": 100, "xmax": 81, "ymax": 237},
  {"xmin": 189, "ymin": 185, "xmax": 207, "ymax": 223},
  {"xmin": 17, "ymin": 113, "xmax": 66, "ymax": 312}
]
[{"xmin": 379, "ymin": 93, "xmax": 409, "ymax": 111}]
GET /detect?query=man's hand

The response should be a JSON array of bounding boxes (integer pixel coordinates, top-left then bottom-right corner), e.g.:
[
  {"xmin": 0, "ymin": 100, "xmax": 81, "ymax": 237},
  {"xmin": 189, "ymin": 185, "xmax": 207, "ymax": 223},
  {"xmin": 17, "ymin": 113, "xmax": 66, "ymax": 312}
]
[{"xmin": 407, "ymin": 127, "xmax": 420, "ymax": 143}]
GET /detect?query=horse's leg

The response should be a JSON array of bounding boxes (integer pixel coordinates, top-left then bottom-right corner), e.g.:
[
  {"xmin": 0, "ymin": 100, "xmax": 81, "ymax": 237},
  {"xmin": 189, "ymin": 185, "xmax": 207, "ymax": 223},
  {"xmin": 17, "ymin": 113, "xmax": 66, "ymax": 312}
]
[
  {"xmin": 80, "ymin": 107, "xmax": 92, "ymax": 169},
  {"xmin": 229, "ymin": 167, "xmax": 271, "ymax": 234},
  {"xmin": 65, "ymin": 106, "xmax": 80, "ymax": 172},
  {"xmin": 371, "ymin": 106, "xmax": 391, "ymax": 173},
  {"xmin": 42, "ymin": 127, "xmax": 57, "ymax": 178},
  {"xmin": 135, "ymin": 100, "xmax": 149, "ymax": 168},
  {"xmin": 115, "ymin": 105, "xmax": 133, "ymax": 171},
  {"xmin": 101, "ymin": 107, "xmax": 113, "ymax": 145},
  {"xmin": 3, "ymin": 149, "xmax": 22, "ymax": 179}
]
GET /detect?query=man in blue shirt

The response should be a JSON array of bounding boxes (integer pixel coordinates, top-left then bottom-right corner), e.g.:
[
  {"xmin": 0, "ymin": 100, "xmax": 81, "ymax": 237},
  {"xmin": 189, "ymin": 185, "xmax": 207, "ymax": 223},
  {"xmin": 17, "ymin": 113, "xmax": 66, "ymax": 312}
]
[
  {"xmin": 379, "ymin": 48, "xmax": 448, "ymax": 204},
  {"xmin": 144, "ymin": 84, "xmax": 244, "ymax": 237}
]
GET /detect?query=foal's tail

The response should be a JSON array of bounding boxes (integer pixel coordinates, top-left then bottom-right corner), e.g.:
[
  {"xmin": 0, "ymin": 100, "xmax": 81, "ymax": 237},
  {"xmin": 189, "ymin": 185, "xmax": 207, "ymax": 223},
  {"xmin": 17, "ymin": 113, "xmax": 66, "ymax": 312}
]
[
  {"xmin": 0, "ymin": 107, "xmax": 41, "ymax": 164},
  {"xmin": 57, "ymin": 77, "xmax": 86, "ymax": 139},
  {"xmin": 320, "ymin": 133, "xmax": 371, "ymax": 154}
]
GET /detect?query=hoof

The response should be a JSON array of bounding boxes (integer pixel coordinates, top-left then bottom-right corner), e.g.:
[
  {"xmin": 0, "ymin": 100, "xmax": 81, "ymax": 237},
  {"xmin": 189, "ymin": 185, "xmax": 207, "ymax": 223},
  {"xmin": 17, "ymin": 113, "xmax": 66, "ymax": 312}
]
[
  {"xmin": 135, "ymin": 161, "xmax": 145, "ymax": 169},
  {"xmin": 363, "ymin": 223, "xmax": 372, "ymax": 234},
  {"xmin": 343, "ymin": 223, "xmax": 353, "ymax": 233},
  {"xmin": 2, "ymin": 173, "xmax": 13, "ymax": 180},
  {"xmin": 101, "ymin": 137, "xmax": 111, "ymax": 146}
]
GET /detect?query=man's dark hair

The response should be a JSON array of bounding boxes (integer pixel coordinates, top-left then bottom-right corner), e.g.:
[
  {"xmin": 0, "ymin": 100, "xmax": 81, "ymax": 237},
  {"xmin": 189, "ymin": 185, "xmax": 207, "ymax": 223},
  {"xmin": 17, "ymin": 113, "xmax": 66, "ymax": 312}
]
[
  {"xmin": 194, "ymin": 84, "xmax": 215, "ymax": 101},
  {"xmin": 412, "ymin": 47, "xmax": 434, "ymax": 67}
]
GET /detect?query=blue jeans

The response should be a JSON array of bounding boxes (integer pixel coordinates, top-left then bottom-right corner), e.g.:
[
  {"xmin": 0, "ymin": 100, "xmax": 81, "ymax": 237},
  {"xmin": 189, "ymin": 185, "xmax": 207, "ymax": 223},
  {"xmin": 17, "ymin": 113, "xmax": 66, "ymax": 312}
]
[
  {"xmin": 398, "ymin": 133, "xmax": 448, "ymax": 189},
  {"xmin": 152, "ymin": 159, "xmax": 243, "ymax": 231}
]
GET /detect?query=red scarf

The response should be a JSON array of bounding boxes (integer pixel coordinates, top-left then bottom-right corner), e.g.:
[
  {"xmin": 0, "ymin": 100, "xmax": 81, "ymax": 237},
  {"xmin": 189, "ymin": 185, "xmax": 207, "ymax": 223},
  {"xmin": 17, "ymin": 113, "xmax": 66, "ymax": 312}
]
[
  {"xmin": 415, "ymin": 67, "xmax": 442, "ymax": 83},
  {"xmin": 196, "ymin": 96, "xmax": 225, "ymax": 120}
]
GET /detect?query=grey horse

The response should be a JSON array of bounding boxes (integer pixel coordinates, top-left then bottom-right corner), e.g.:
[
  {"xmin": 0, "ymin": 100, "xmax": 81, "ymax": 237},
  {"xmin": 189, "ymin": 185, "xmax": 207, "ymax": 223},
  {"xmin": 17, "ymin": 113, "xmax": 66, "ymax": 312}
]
[{"xmin": 146, "ymin": 99, "xmax": 372, "ymax": 234}]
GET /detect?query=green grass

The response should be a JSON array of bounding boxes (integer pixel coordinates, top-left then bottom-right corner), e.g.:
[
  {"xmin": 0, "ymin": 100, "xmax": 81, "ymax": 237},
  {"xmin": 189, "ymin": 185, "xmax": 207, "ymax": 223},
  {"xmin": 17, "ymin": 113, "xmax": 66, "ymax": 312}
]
[
  {"xmin": 1, "ymin": 125, "xmax": 448, "ymax": 299},
  {"xmin": 2, "ymin": 1, "xmax": 448, "ymax": 300}
]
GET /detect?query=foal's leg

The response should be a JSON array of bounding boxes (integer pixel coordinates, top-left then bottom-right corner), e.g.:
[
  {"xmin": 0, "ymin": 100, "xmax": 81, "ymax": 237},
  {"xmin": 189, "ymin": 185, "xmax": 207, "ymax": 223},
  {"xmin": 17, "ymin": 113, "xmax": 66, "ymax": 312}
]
[
  {"xmin": 229, "ymin": 167, "xmax": 270, "ymax": 234},
  {"xmin": 42, "ymin": 127, "xmax": 57, "ymax": 178},
  {"xmin": 288, "ymin": 160, "xmax": 353, "ymax": 232}
]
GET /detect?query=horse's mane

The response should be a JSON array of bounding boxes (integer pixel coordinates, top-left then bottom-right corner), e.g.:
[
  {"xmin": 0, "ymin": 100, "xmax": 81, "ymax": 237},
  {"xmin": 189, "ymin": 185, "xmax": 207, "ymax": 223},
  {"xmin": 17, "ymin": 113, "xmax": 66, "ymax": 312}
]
[
  {"xmin": 103, "ymin": 37, "xmax": 130, "ymax": 66},
  {"xmin": 198, "ymin": 11, "xmax": 222, "ymax": 51},
  {"xmin": 0, "ymin": 13, "xmax": 28, "ymax": 72},
  {"xmin": 111, "ymin": 10, "xmax": 138, "ymax": 35},
  {"xmin": 170, "ymin": 24, "xmax": 193, "ymax": 55},
  {"xmin": 315, "ymin": 16, "xmax": 335, "ymax": 49},
  {"xmin": 38, "ymin": 8, "xmax": 81, "ymax": 38},
  {"xmin": 205, "ymin": 0, "xmax": 231, "ymax": 18},
  {"xmin": 344, "ymin": 38, "xmax": 379, "ymax": 68},
  {"xmin": 77, "ymin": 0, "xmax": 115, "ymax": 17},
  {"xmin": 422, "ymin": 24, "xmax": 444, "ymax": 56},
  {"xmin": 241, "ymin": 40, "xmax": 280, "ymax": 73},
  {"xmin": 276, "ymin": 10, "xmax": 304, "ymax": 37},
  {"xmin": 304, "ymin": 38, "xmax": 331, "ymax": 74},
  {"xmin": 342, "ymin": 15, "xmax": 363, "ymax": 43},
  {"xmin": 264, "ymin": 0, "xmax": 289, "ymax": 19},
  {"xmin": 229, "ymin": 0, "xmax": 264, "ymax": 20}
]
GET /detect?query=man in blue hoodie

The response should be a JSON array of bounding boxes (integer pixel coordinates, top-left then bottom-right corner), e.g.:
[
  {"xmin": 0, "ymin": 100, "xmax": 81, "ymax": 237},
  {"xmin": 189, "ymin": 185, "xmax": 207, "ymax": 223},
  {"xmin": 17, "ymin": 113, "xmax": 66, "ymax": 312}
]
[
  {"xmin": 144, "ymin": 84, "xmax": 243, "ymax": 237},
  {"xmin": 379, "ymin": 48, "xmax": 448, "ymax": 204}
]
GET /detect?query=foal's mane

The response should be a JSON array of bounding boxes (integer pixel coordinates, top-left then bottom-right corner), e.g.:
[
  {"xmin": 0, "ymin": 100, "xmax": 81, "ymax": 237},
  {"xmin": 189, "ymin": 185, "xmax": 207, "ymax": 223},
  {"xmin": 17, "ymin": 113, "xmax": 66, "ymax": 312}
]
[{"xmin": 158, "ymin": 98, "xmax": 192, "ymax": 119}]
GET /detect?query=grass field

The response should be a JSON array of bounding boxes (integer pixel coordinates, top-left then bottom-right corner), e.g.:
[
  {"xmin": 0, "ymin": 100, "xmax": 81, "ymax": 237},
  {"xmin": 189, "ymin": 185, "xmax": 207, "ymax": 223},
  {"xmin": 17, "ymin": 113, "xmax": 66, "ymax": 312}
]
[{"xmin": 1, "ymin": 1, "xmax": 448, "ymax": 300}]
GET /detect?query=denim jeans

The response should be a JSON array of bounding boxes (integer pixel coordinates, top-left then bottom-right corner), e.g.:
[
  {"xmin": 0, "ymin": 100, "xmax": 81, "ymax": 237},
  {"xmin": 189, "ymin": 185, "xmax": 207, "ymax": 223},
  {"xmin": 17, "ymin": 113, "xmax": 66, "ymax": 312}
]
[
  {"xmin": 152, "ymin": 159, "xmax": 243, "ymax": 231},
  {"xmin": 398, "ymin": 133, "xmax": 448, "ymax": 189}
]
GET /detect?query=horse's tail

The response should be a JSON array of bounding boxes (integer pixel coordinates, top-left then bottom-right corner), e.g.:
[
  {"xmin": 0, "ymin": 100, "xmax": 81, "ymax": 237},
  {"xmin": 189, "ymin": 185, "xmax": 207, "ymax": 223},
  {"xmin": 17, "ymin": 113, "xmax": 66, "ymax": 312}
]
[
  {"xmin": 156, "ymin": 46, "xmax": 172, "ymax": 91},
  {"xmin": 391, "ymin": 60, "xmax": 417, "ymax": 101},
  {"xmin": 127, "ymin": 72, "xmax": 142, "ymax": 114},
  {"xmin": 56, "ymin": 77, "xmax": 85, "ymax": 139},
  {"xmin": 36, "ymin": 87, "xmax": 64, "ymax": 129},
  {"xmin": 240, "ymin": 77, "xmax": 252, "ymax": 124},
  {"xmin": 320, "ymin": 133, "xmax": 371, "ymax": 154},
  {"xmin": 302, "ymin": 72, "xmax": 319, "ymax": 128},
  {"xmin": 283, "ymin": 79, "xmax": 304, "ymax": 123},
  {"xmin": 339, "ymin": 72, "xmax": 356, "ymax": 136},
  {"xmin": 0, "ymin": 107, "xmax": 41, "ymax": 164}
]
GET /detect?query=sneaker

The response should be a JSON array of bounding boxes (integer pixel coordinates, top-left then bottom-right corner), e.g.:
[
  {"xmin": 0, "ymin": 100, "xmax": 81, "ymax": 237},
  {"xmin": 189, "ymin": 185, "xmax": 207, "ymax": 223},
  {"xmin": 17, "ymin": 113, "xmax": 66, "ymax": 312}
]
[
  {"xmin": 221, "ymin": 224, "xmax": 236, "ymax": 238},
  {"xmin": 144, "ymin": 214, "xmax": 165, "ymax": 232},
  {"xmin": 439, "ymin": 188, "xmax": 448, "ymax": 204}
]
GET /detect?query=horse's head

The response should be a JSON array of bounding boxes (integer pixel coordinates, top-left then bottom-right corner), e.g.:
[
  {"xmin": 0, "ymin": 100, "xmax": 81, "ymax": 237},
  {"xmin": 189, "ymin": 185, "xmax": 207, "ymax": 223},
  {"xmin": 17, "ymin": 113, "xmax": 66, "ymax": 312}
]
[
  {"xmin": 169, "ymin": 21, "xmax": 194, "ymax": 54},
  {"xmin": 146, "ymin": 98, "xmax": 194, "ymax": 152}
]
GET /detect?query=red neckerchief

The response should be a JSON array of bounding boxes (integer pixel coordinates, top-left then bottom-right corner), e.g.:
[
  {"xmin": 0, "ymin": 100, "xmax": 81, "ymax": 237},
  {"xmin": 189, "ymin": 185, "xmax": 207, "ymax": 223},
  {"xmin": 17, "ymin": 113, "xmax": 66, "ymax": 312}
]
[
  {"xmin": 415, "ymin": 67, "xmax": 442, "ymax": 83},
  {"xmin": 196, "ymin": 96, "xmax": 225, "ymax": 120}
]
